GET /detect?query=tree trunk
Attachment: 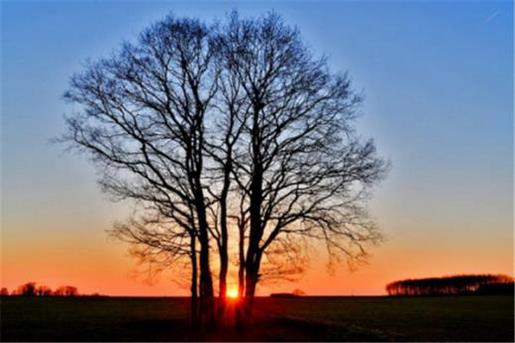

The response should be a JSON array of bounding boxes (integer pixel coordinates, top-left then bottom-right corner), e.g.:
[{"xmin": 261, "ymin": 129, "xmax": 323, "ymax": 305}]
[
  {"xmin": 197, "ymin": 201, "xmax": 215, "ymax": 329},
  {"xmin": 239, "ymin": 249, "xmax": 262, "ymax": 328},
  {"xmin": 235, "ymin": 217, "xmax": 247, "ymax": 330},
  {"xmin": 190, "ymin": 233, "xmax": 199, "ymax": 327},
  {"xmin": 238, "ymin": 221, "xmax": 245, "ymax": 297},
  {"xmin": 217, "ymin": 241, "xmax": 228, "ymax": 321},
  {"xmin": 198, "ymin": 230, "xmax": 215, "ymax": 328},
  {"xmin": 218, "ymin": 171, "xmax": 230, "ymax": 303},
  {"xmin": 237, "ymin": 104, "xmax": 265, "ymax": 327},
  {"xmin": 218, "ymin": 140, "xmax": 233, "ymax": 308},
  {"xmin": 236, "ymin": 267, "xmax": 258, "ymax": 329},
  {"xmin": 218, "ymin": 249, "xmax": 228, "ymax": 300}
]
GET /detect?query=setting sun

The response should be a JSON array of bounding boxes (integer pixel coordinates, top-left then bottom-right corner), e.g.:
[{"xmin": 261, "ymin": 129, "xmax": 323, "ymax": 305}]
[{"xmin": 226, "ymin": 288, "xmax": 239, "ymax": 299}]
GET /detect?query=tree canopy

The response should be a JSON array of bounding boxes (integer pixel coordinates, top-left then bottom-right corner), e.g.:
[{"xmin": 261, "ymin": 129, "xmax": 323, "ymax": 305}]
[{"xmin": 62, "ymin": 11, "xmax": 387, "ymax": 327}]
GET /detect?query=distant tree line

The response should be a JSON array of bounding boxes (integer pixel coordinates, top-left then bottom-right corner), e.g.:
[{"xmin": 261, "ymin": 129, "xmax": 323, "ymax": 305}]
[
  {"xmin": 386, "ymin": 274, "xmax": 514, "ymax": 296},
  {"xmin": 270, "ymin": 289, "xmax": 306, "ymax": 298},
  {"xmin": 0, "ymin": 282, "xmax": 80, "ymax": 297}
]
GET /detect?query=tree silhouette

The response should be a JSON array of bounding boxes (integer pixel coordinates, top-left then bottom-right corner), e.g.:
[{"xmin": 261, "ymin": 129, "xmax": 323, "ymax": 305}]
[
  {"xmin": 62, "ymin": 11, "xmax": 386, "ymax": 328},
  {"xmin": 386, "ymin": 274, "xmax": 513, "ymax": 296},
  {"xmin": 214, "ymin": 13, "xmax": 386, "ymax": 322},
  {"xmin": 36, "ymin": 285, "xmax": 53, "ymax": 296},
  {"xmin": 15, "ymin": 282, "xmax": 37, "ymax": 296},
  {"xmin": 53, "ymin": 286, "xmax": 79, "ymax": 297},
  {"xmin": 62, "ymin": 16, "xmax": 219, "ymax": 327}
]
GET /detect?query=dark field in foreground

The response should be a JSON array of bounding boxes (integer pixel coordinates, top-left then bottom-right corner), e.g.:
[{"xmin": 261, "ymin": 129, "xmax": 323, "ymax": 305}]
[{"xmin": 1, "ymin": 296, "xmax": 513, "ymax": 341}]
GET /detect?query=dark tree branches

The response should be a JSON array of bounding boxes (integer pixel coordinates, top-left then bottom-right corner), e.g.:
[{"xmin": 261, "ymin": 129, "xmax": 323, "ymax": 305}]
[{"xmin": 61, "ymin": 11, "xmax": 387, "ymax": 328}]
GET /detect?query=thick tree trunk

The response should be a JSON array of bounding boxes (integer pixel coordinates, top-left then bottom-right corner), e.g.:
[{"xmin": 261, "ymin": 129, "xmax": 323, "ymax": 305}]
[
  {"xmin": 191, "ymin": 130, "xmax": 216, "ymax": 329},
  {"xmin": 190, "ymin": 233, "xmax": 199, "ymax": 327},
  {"xmin": 237, "ymin": 104, "xmax": 265, "ymax": 327},
  {"xmin": 238, "ymin": 223, "xmax": 245, "ymax": 297},
  {"xmin": 235, "ymin": 267, "xmax": 258, "ymax": 329},
  {"xmin": 218, "ymin": 140, "xmax": 233, "ymax": 305},
  {"xmin": 217, "ymin": 241, "xmax": 228, "ymax": 322},
  {"xmin": 218, "ymin": 250, "xmax": 228, "ymax": 300},
  {"xmin": 198, "ymin": 223, "xmax": 215, "ymax": 329},
  {"xmin": 238, "ymin": 249, "xmax": 262, "ymax": 328},
  {"xmin": 218, "ymin": 178, "xmax": 229, "ymax": 303},
  {"xmin": 194, "ymin": 187, "xmax": 215, "ymax": 328},
  {"xmin": 235, "ymin": 217, "xmax": 247, "ymax": 330}
]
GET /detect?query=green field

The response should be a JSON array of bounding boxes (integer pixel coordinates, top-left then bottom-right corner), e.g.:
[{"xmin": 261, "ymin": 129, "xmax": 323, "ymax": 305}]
[{"xmin": 1, "ymin": 296, "xmax": 513, "ymax": 341}]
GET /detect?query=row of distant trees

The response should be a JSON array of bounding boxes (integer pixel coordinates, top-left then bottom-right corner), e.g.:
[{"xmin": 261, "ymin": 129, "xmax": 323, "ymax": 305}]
[
  {"xmin": 386, "ymin": 274, "xmax": 514, "ymax": 296},
  {"xmin": 0, "ymin": 282, "xmax": 79, "ymax": 297}
]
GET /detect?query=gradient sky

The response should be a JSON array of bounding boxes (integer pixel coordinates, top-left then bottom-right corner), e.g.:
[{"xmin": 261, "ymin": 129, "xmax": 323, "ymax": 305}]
[{"xmin": 1, "ymin": 1, "xmax": 513, "ymax": 296}]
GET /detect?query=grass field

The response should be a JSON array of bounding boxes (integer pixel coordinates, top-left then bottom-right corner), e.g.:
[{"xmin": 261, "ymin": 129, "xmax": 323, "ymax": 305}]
[{"xmin": 1, "ymin": 296, "xmax": 513, "ymax": 341}]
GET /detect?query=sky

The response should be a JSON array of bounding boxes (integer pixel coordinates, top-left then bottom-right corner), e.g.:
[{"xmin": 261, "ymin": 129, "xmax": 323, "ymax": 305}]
[{"xmin": 1, "ymin": 1, "xmax": 513, "ymax": 296}]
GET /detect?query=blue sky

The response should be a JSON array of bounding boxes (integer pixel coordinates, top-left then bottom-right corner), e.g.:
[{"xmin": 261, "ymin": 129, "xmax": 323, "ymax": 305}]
[{"xmin": 1, "ymin": 1, "xmax": 513, "ymax": 295}]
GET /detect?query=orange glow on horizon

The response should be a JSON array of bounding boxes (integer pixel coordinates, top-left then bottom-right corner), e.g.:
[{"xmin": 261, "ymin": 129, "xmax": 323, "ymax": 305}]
[{"xmin": 2, "ymin": 212, "xmax": 513, "ymax": 297}]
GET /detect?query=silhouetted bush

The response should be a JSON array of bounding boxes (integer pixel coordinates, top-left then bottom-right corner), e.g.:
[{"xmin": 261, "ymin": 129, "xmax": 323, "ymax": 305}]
[
  {"xmin": 53, "ymin": 286, "xmax": 78, "ymax": 297},
  {"xmin": 386, "ymin": 274, "xmax": 513, "ymax": 296},
  {"xmin": 36, "ymin": 285, "xmax": 53, "ymax": 296},
  {"xmin": 14, "ymin": 282, "xmax": 37, "ymax": 296},
  {"xmin": 0, "ymin": 287, "xmax": 9, "ymax": 296}
]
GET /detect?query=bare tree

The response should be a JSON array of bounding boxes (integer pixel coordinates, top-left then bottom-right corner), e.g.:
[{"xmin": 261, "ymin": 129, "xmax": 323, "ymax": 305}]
[
  {"xmin": 62, "ymin": 11, "xmax": 387, "ymax": 328},
  {"xmin": 215, "ymin": 12, "xmax": 387, "ymax": 320},
  {"xmin": 62, "ymin": 15, "xmax": 219, "ymax": 327}
]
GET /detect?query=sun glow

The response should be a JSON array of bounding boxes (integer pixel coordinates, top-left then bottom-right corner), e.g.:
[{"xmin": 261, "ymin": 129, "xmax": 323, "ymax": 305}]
[{"xmin": 226, "ymin": 287, "xmax": 239, "ymax": 299}]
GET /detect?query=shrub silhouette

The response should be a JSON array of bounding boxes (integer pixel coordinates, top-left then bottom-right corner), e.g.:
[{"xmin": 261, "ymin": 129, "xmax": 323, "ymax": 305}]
[
  {"xmin": 36, "ymin": 285, "xmax": 53, "ymax": 296},
  {"xmin": 386, "ymin": 274, "xmax": 513, "ymax": 296},
  {"xmin": 53, "ymin": 286, "xmax": 78, "ymax": 297},
  {"xmin": 14, "ymin": 282, "xmax": 37, "ymax": 296}
]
